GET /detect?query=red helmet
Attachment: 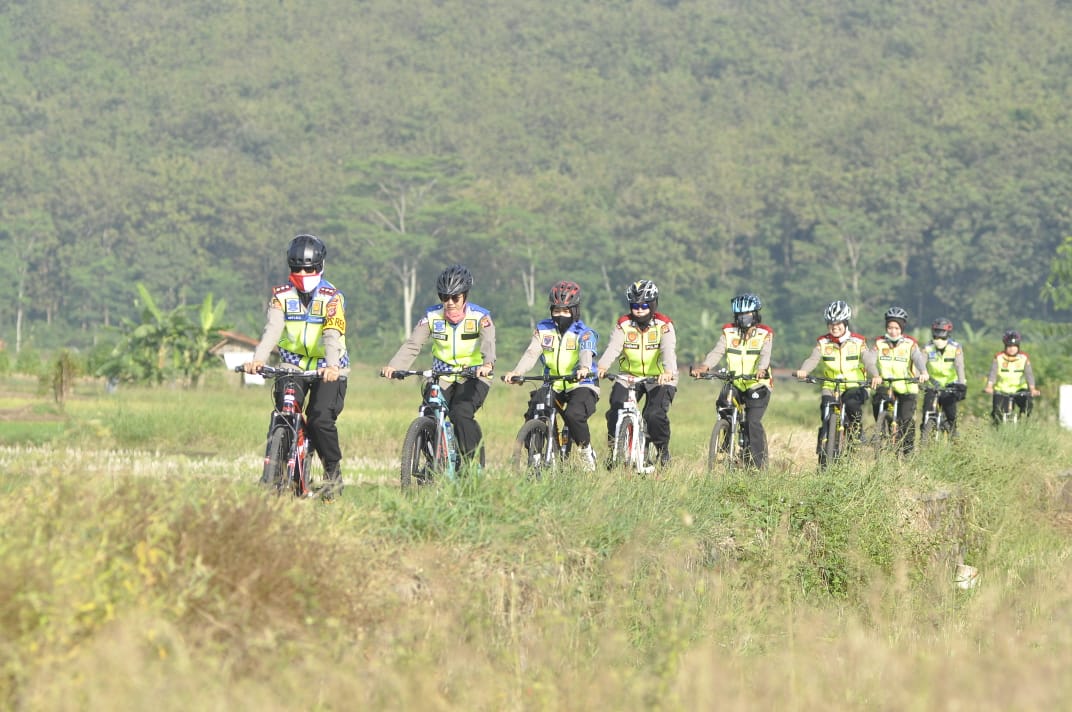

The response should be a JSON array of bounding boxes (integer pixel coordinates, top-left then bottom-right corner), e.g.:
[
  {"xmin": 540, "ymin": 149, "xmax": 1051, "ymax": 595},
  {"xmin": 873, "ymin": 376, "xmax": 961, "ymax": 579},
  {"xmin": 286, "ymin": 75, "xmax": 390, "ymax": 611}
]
[{"xmin": 548, "ymin": 280, "xmax": 582, "ymax": 308}]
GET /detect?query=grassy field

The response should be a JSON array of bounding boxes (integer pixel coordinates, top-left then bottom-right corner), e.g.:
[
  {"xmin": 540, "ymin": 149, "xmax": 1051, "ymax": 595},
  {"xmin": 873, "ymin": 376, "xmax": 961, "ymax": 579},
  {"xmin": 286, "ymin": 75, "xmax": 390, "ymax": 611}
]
[{"xmin": 2, "ymin": 368, "xmax": 1071, "ymax": 710}]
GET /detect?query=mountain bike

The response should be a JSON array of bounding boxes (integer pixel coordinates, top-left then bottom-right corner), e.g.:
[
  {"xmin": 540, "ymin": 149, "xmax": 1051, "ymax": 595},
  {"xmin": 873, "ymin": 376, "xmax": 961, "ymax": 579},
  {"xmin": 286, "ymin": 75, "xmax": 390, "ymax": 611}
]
[
  {"xmin": 695, "ymin": 369, "xmax": 757, "ymax": 472},
  {"xmin": 802, "ymin": 376, "xmax": 868, "ymax": 468},
  {"xmin": 871, "ymin": 377, "xmax": 917, "ymax": 451},
  {"xmin": 388, "ymin": 366, "xmax": 486, "ymax": 489},
  {"xmin": 995, "ymin": 389, "xmax": 1033, "ymax": 425},
  {"xmin": 604, "ymin": 373, "xmax": 658, "ymax": 474},
  {"xmin": 237, "ymin": 365, "xmax": 339, "ymax": 498},
  {"xmin": 504, "ymin": 373, "xmax": 578, "ymax": 478},
  {"xmin": 919, "ymin": 383, "xmax": 963, "ymax": 446}
]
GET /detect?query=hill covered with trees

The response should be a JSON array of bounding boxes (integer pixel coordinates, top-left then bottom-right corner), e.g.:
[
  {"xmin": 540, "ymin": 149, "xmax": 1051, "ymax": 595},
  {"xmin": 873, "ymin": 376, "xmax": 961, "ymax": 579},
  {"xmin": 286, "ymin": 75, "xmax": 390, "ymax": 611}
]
[{"xmin": 2, "ymin": 0, "xmax": 1071, "ymax": 365}]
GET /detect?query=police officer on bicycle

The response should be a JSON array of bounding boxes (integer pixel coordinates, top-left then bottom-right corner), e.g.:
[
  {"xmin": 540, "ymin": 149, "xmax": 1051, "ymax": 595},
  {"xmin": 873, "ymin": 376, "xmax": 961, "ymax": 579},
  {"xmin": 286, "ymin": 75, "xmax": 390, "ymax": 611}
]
[
  {"xmin": 922, "ymin": 317, "xmax": 967, "ymax": 435},
  {"xmin": 690, "ymin": 293, "xmax": 773, "ymax": 469},
  {"xmin": 597, "ymin": 279, "xmax": 679, "ymax": 466},
  {"xmin": 381, "ymin": 265, "xmax": 496, "ymax": 466},
  {"xmin": 983, "ymin": 329, "xmax": 1041, "ymax": 424},
  {"xmin": 794, "ymin": 300, "xmax": 872, "ymax": 448},
  {"xmin": 243, "ymin": 234, "xmax": 349, "ymax": 497},
  {"xmin": 865, "ymin": 307, "xmax": 930, "ymax": 455},
  {"xmin": 502, "ymin": 280, "xmax": 600, "ymax": 471}
]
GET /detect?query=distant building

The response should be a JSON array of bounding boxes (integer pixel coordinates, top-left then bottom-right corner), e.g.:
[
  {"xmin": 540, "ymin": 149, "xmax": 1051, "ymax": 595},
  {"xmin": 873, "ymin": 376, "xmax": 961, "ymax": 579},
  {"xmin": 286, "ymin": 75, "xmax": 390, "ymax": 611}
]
[{"xmin": 211, "ymin": 330, "xmax": 268, "ymax": 385}]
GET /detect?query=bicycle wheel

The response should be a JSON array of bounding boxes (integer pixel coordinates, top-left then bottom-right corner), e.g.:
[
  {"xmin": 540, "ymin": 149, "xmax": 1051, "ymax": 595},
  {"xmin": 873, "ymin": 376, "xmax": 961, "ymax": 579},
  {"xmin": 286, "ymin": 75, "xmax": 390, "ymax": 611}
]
[
  {"xmin": 515, "ymin": 419, "xmax": 551, "ymax": 477},
  {"xmin": 298, "ymin": 444, "xmax": 324, "ymax": 498},
  {"xmin": 818, "ymin": 417, "xmax": 840, "ymax": 468},
  {"xmin": 874, "ymin": 411, "xmax": 894, "ymax": 451},
  {"xmin": 707, "ymin": 419, "xmax": 732, "ymax": 472},
  {"xmin": 919, "ymin": 419, "xmax": 937, "ymax": 447},
  {"xmin": 262, "ymin": 425, "xmax": 291, "ymax": 494},
  {"xmin": 612, "ymin": 418, "xmax": 637, "ymax": 469},
  {"xmin": 400, "ymin": 417, "xmax": 437, "ymax": 489}
]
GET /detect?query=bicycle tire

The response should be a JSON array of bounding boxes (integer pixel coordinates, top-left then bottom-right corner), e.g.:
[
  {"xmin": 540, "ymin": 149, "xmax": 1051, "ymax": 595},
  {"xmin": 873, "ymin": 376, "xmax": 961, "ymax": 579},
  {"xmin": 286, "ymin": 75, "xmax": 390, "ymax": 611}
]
[
  {"xmin": 818, "ymin": 415, "xmax": 840, "ymax": 468},
  {"xmin": 515, "ymin": 419, "xmax": 551, "ymax": 477},
  {"xmin": 400, "ymin": 417, "xmax": 437, "ymax": 489},
  {"xmin": 299, "ymin": 446, "xmax": 324, "ymax": 498},
  {"xmin": 262, "ymin": 425, "xmax": 290, "ymax": 494},
  {"xmin": 611, "ymin": 418, "xmax": 637, "ymax": 469},
  {"xmin": 874, "ymin": 410, "xmax": 894, "ymax": 450},
  {"xmin": 707, "ymin": 419, "xmax": 732, "ymax": 472},
  {"xmin": 919, "ymin": 419, "xmax": 937, "ymax": 447}
]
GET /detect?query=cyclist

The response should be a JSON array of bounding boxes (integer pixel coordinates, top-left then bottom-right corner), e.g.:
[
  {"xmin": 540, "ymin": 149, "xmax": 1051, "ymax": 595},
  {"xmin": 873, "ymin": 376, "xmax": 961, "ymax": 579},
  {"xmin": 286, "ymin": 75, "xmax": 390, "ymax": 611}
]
[
  {"xmin": 381, "ymin": 264, "xmax": 496, "ymax": 465},
  {"xmin": 243, "ymin": 234, "xmax": 349, "ymax": 497},
  {"xmin": 983, "ymin": 329, "xmax": 1041, "ymax": 424},
  {"xmin": 596, "ymin": 279, "xmax": 679, "ymax": 465},
  {"xmin": 921, "ymin": 317, "xmax": 967, "ymax": 435},
  {"xmin": 690, "ymin": 293, "xmax": 773, "ymax": 469},
  {"xmin": 502, "ymin": 280, "xmax": 600, "ymax": 471},
  {"xmin": 865, "ymin": 307, "xmax": 930, "ymax": 455},
  {"xmin": 793, "ymin": 300, "xmax": 872, "ymax": 449}
]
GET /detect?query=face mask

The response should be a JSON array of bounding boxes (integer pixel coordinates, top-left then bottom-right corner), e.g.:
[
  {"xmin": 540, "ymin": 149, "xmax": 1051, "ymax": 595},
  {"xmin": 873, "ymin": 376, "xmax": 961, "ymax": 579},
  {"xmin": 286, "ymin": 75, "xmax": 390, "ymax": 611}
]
[
  {"xmin": 932, "ymin": 337, "xmax": 948, "ymax": 348},
  {"xmin": 553, "ymin": 315, "xmax": 574, "ymax": 333},
  {"xmin": 289, "ymin": 272, "xmax": 322, "ymax": 293},
  {"xmin": 736, "ymin": 313, "xmax": 756, "ymax": 329}
]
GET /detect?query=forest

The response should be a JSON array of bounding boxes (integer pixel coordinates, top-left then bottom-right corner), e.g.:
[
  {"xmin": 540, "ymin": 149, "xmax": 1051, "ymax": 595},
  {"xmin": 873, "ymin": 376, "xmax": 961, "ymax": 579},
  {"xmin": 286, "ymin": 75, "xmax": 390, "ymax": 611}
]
[{"xmin": 2, "ymin": 0, "xmax": 1072, "ymax": 368}]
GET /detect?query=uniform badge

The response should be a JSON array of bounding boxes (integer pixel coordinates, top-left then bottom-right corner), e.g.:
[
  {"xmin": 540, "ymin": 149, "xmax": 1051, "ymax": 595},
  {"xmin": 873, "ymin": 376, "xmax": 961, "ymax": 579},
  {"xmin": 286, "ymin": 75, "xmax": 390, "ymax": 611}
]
[
  {"xmin": 480, "ymin": 316, "xmax": 492, "ymax": 328},
  {"xmin": 285, "ymin": 299, "xmax": 302, "ymax": 314},
  {"xmin": 731, "ymin": 338, "xmax": 741, "ymax": 348},
  {"xmin": 432, "ymin": 320, "xmax": 447, "ymax": 333},
  {"xmin": 541, "ymin": 335, "xmax": 555, "ymax": 349},
  {"xmin": 311, "ymin": 301, "xmax": 325, "ymax": 317},
  {"xmin": 647, "ymin": 331, "xmax": 658, "ymax": 342},
  {"xmin": 627, "ymin": 332, "xmax": 639, "ymax": 342},
  {"xmin": 464, "ymin": 319, "xmax": 477, "ymax": 333},
  {"xmin": 565, "ymin": 335, "xmax": 577, "ymax": 350}
]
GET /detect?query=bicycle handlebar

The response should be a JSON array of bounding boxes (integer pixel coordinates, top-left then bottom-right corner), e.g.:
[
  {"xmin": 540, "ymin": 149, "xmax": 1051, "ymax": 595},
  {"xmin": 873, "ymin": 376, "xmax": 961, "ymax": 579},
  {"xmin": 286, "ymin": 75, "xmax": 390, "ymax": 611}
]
[
  {"xmin": 387, "ymin": 366, "xmax": 488, "ymax": 380},
  {"xmin": 801, "ymin": 376, "xmax": 868, "ymax": 387},
  {"xmin": 502, "ymin": 373, "xmax": 579, "ymax": 385},
  {"xmin": 603, "ymin": 373, "xmax": 659, "ymax": 386},
  {"xmin": 693, "ymin": 369, "xmax": 758, "ymax": 382},
  {"xmin": 234, "ymin": 365, "xmax": 346, "ymax": 381}
]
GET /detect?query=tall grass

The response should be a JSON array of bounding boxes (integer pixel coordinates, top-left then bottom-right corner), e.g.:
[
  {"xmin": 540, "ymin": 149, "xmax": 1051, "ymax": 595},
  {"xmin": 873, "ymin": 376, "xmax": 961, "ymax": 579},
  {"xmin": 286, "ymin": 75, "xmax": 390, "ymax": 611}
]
[{"xmin": 1, "ymin": 369, "xmax": 1071, "ymax": 709}]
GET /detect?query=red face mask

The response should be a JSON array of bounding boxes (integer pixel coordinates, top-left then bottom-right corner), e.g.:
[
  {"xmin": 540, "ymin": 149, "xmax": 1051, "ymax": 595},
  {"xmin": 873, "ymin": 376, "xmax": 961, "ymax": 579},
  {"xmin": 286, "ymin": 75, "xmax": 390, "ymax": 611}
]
[{"xmin": 289, "ymin": 272, "xmax": 323, "ymax": 293}]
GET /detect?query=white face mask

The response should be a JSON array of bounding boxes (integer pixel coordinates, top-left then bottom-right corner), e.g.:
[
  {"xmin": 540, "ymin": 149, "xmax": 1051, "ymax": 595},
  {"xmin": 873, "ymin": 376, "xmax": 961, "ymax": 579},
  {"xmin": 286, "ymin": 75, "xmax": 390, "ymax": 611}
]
[
  {"xmin": 290, "ymin": 272, "xmax": 323, "ymax": 293},
  {"xmin": 933, "ymin": 337, "xmax": 948, "ymax": 348}
]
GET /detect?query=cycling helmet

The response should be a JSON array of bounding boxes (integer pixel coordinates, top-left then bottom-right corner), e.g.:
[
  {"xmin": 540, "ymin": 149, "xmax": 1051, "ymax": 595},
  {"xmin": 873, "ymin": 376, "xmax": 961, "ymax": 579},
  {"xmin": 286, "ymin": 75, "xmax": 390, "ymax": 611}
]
[
  {"xmin": 625, "ymin": 279, "xmax": 659, "ymax": 305},
  {"xmin": 1003, "ymin": 329, "xmax": 1022, "ymax": 346},
  {"xmin": 436, "ymin": 264, "xmax": 474, "ymax": 296},
  {"xmin": 884, "ymin": 306, "xmax": 909, "ymax": 328},
  {"xmin": 287, "ymin": 234, "xmax": 326, "ymax": 272},
  {"xmin": 824, "ymin": 300, "xmax": 852, "ymax": 324},
  {"xmin": 730, "ymin": 293, "xmax": 762, "ymax": 314},
  {"xmin": 548, "ymin": 280, "xmax": 582, "ymax": 308},
  {"xmin": 931, "ymin": 317, "xmax": 954, "ymax": 338}
]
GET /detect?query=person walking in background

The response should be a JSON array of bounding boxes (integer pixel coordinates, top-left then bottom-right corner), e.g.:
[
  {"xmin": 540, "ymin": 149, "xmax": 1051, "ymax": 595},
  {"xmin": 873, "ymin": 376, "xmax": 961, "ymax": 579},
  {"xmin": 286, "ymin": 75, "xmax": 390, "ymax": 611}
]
[
  {"xmin": 381, "ymin": 264, "xmax": 496, "ymax": 465},
  {"xmin": 865, "ymin": 307, "xmax": 929, "ymax": 455},
  {"xmin": 690, "ymin": 293, "xmax": 773, "ymax": 469},
  {"xmin": 243, "ymin": 234, "xmax": 349, "ymax": 498},
  {"xmin": 502, "ymin": 280, "xmax": 600, "ymax": 471},
  {"xmin": 596, "ymin": 279, "xmax": 678, "ymax": 466},
  {"xmin": 983, "ymin": 329, "xmax": 1041, "ymax": 424},
  {"xmin": 922, "ymin": 317, "xmax": 967, "ymax": 435},
  {"xmin": 794, "ymin": 300, "xmax": 871, "ymax": 447}
]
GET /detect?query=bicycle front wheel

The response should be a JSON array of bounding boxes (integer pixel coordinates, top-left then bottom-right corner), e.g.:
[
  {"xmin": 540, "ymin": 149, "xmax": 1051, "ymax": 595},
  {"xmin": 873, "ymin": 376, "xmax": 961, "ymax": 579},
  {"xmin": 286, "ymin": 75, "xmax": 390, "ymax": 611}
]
[
  {"xmin": 298, "ymin": 445, "xmax": 324, "ymax": 498},
  {"xmin": 707, "ymin": 419, "xmax": 732, "ymax": 472},
  {"xmin": 611, "ymin": 419, "xmax": 637, "ymax": 469},
  {"xmin": 400, "ymin": 417, "xmax": 437, "ymax": 489},
  {"xmin": 515, "ymin": 419, "xmax": 551, "ymax": 478},
  {"xmin": 262, "ymin": 425, "xmax": 291, "ymax": 494},
  {"xmin": 822, "ymin": 418, "xmax": 842, "ymax": 468}
]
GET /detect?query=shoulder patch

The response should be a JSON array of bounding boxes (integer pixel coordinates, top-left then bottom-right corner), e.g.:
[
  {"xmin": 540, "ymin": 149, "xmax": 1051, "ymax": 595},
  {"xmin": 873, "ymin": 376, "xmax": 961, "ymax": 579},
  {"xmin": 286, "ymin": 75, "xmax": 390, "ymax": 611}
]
[{"xmin": 272, "ymin": 284, "xmax": 293, "ymax": 295}]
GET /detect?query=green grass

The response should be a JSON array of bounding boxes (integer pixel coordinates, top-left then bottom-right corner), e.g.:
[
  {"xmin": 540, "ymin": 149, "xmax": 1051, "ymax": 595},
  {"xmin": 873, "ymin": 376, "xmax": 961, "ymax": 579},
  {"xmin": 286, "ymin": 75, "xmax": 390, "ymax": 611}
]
[{"xmin": 1, "ymin": 368, "xmax": 1071, "ymax": 709}]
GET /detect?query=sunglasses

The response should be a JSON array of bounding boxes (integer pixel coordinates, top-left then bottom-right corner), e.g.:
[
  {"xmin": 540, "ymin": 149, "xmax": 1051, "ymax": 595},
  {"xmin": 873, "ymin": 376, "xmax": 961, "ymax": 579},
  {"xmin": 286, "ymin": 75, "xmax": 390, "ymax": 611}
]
[
  {"xmin": 439, "ymin": 293, "xmax": 465, "ymax": 303},
  {"xmin": 291, "ymin": 264, "xmax": 322, "ymax": 274},
  {"xmin": 629, "ymin": 302, "xmax": 651, "ymax": 310}
]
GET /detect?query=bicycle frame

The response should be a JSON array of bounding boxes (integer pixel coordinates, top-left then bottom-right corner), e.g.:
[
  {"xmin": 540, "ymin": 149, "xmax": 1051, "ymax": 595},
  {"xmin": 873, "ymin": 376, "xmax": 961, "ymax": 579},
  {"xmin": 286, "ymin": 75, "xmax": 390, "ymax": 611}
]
[
  {"xmin": 872, "ymin": 376, "xmax": 916, "ymax": 449},
  {"xmin": 505, "ymin": 373, "xmax": 577, "ymax": 476},
  {"xmin": 390, "ymin": 367, "xmax": 482, "ymax": 487},
  {"xmin": 605, "ymin": 373, "xmax": 658, "ymax": 474},
  {"xmin": 236, "ymin": 365, "xmax": 327, "ymax": 498},
  {"xmin": 695, "ymin": 370, "xmax": 756, "ymax": 471},
  {"xmin": 920, "ymin": 384, "xmax": 960, "ymax": 445},
  {"xmin": 803, "ymin": 376, "xmax": 867, "ymax": 468},
  {"xmin": 997, "ymin": 389, "xmax": 1032, "ymax": 425}
]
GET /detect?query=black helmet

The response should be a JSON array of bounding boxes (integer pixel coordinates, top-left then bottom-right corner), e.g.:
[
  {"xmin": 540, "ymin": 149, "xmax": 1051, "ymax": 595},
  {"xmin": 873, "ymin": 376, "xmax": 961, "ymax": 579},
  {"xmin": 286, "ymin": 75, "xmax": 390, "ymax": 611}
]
[
  {"xmin": 884, "ymin": 306, "xmax": 909, "ymax": 329},
  {"xmin": 931, "ymin": 317, "xmax": 954, "ymax": 338},
  {"xmin": 287, "ymin": 234, "xmax": 326, "ymax": 272},
  {"xmin": 436, "ymin": 264, "xmax": 473, "ymax": 296},
  {"xmin": 549, "ymin": 280, "xmax": 582, "ymax": 308},
  {"xmin": 1003, "ymin": 329, "xmax": 1021, "ymax": 346},
  {"xmin": 625, "ymin": 280, "xmax": 659, "ymax": 304}
]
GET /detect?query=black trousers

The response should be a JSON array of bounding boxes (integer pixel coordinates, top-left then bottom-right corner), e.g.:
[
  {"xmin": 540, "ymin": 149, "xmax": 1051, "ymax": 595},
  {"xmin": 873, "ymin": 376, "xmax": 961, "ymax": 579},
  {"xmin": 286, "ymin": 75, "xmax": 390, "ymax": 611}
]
[
  {"xmin": 273, "ymin": 377, "xmax": 347, "ymax": 468},
  {"xmin": 437, "ymin": 377, "xmax": 490, "ymax": 460},
  {"xmin": 871, "ymin": 388, "xmax": 918, "ymax": 454},
  {"xmin": 606, "ymin": 382, "xmax": 676, "ymax": 453},
  {"xmin": 721, "ymin": 385, "xmax": 770, "ymax": 468},
  {"xmin": 526, "ymin": 386, "xmax": 598, "ymax": 447}
]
